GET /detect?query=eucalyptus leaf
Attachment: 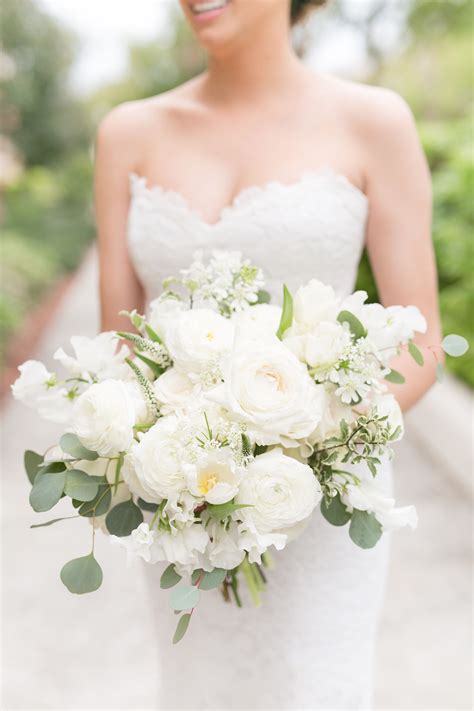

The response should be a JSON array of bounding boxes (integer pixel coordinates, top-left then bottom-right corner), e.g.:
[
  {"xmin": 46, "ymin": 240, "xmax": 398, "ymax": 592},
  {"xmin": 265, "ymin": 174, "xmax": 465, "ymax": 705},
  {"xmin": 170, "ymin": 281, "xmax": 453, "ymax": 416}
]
[
  {"xmin": 170, "ymin": 584, "xmax": 200, "ymax": 611},
  {"xmin": 276, "ymin": 285, "xmax": 293, "ymax": 340},
  {"xmin": 408, "ymin": 341, "xmax": 424, "ymax": 366},
  {"xmin": 385, "ymin": 369, "xmax": 406, "ymax": 384},
  {"xmin": 436, "ymin": 362, "xmax": 444, "ymax": 383},
  {"xmin": 200, "ymin": 568, "xmax": 227, "ymax": 591},
  {"xmin": 320, "ymin": 493, "xmax": 351, "ymax": 526},
  {"xmin": 349, "ymin": 509, "xmax": 382, "ymax": 549},
  {"xmin": 78, "ymin": 484, "xmax": 111, "ymax": 518},
  {"xmin": 256, "ymin": 289, "xmax": 271, "ymax": 304},
  {"xmin": 60, "ymin": 433, "xmax": 98, "ymax": 461},
  {"xmin": 64, "ymin": 469, "xmax": 100, "ymax": 502},
  {"xmin": 29, "ymin": 470, "xmax": 66, "ymax": 512},
  {"xmin": 24, "ymin": 450, "xmax": 43, "ymax": 485},
  {"xmin": 60, "ymin": 553, "xmax": 103, "ymax": 594},
  {"xmin": 337, "ymin": 310, "xmax": 367, "ymax": 340},
  {"xmin": 38, "ymin": 461, "xmax": 67, "ymax": 475},
  {"xmin": 137, "ymin": 497, "xmax": 159, "ymax": 512},
  {"xmin": 173, "ymin": 613, "xmax": 191, "ymax": 644},
  {"xmin": 31, "ymin": 515, "xmax": 79, "ymax": 528},
  {"xmin": 160, "ymin": 564, "xmax": 182, "ymax": 589},
  {"xmin": 206, "ymin": 502, "xmax": 252, "ymax": 520},
  {"xmin": 105, "ymin": 498, "xmax": 143, "ymax": 536},
  {"xmin": 441, "ymin": 334, "xmax": 469, "ymax": 357}
]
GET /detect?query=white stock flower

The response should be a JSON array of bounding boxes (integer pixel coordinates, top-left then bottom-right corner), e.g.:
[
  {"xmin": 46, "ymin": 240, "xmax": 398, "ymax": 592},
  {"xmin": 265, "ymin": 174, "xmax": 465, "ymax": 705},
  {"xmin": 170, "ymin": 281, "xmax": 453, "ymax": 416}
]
[
  {"xmin": 341, "ymin": 477, "xmax": 417, "ymax": 532},
  {"xmin": 232, "ymin": 304, "xmax": 282, "ymax": 340},
  {"xmin": 165, "ymin": 308, "xmax": 234, "ymax": 374},
  {"xmin": 236, "ymin": 449, "xmax": 321, "ymax": 536},
  {"xmin": 184, "ymin": 450, "xmax": 241, "ymax": 505},
  {"xmin": 213, "ymin": 339, "xmax": 324, "ymax": 446},
  {"xmin": 122, "ymin": 415, "xmax": 186, "ymax": 503},
  {"xmin": 11, "ymin": 360, "xmax": 73, "ymax": 424},
  {"xmin": 54, "ymin": 332, "xmax": 130, "ymax": 380},
  {"xmin": 72, "ymin": 379, "xmax": 136, "ymax": 456},
  {"xmin": 153, "ymin": 368, "xmax": 197, "ymax": 412}
]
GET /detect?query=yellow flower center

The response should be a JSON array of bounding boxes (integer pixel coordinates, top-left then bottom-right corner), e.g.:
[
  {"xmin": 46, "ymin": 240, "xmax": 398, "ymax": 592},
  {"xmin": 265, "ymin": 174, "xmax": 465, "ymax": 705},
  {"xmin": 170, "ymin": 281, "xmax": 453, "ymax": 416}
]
[{"xmin": 198, "ymin": 469, "xmax": 218, "ymax": 495}]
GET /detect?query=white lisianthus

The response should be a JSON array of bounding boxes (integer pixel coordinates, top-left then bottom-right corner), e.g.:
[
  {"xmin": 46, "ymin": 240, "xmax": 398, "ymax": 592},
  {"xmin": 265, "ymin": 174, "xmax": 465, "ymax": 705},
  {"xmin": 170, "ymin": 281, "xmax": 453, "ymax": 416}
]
[
  {"xmin": 184, "ymin": 450, "xmax": 241, "ymax": 505},
  {"xmin": 72, "ymin": 379, "xmax": 136, "ymax": 456},
  {"xmin": 291, "ymin": 280, "xmax": 340, "ymax": 332},
  {"xmin": 153, "ymin": 368, "xmax": 197, "ymax": 412},
  {"xmin": 148, "ymin": 297, "xmax": 184, "ymax": 341},
  {"xmin": 341, "ymin": 477, "xmax": 418, "ymax": 532},
  {"xmin": 165, "ymin": 308, "xmax": 234, "ymax": 374},
  {"xmin": 232, "ymin": 304, "xmax": 282, "ymax": 340},
  {"xmin": 212, "ymin": 339, "xmax": 324, "ymax": 446},
  {"xmin": 122, "ymin": 415, "xmax": 186, "ymax": 503},
  {"xmin": 236, "ymin": 449, "xmax": 321, "ymax": 536},
  {"xmin": 54, "ymin": 332, "xmax": 130, "ymax": 381},
  {"xmin": 205, "ymin": 520, "xmax": 246, "ymax": 570}
]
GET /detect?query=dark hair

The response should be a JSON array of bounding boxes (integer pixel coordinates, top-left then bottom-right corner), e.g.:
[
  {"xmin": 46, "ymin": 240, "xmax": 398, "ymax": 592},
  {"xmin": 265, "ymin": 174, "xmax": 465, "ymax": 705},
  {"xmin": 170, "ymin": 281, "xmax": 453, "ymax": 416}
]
[{"xmin": 290, "ymin": 0, "xmax": 327, "ymax": 24}]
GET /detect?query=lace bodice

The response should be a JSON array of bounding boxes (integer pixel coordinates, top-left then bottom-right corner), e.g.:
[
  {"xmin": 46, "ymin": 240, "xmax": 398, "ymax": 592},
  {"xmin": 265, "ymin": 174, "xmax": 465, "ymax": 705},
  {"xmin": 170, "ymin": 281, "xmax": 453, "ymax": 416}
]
[{"xmin": 127, "ymin": 169, "xmax": 368, "ymax": 305}]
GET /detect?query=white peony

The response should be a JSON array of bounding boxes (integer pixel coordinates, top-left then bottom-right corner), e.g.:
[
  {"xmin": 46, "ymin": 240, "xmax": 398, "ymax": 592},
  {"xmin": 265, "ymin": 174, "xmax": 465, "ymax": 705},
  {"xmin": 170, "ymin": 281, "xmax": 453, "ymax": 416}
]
[
  {"xmin": 54, "ymin": 332, "xmax": 130, "ymax": 380},
  {"xmin": 122, "ymin": 415, "xmax": 186, "ymax": 503},
  {"xmin": 72, "ymin": 379, "xmax": 136, "ymax": 456},
  {"xmin": 11, "ymin": 360, "xmax": 73, "ymax": 424},
  {"xmin": 165, "ymin": 308, "xmax": 234, "ymax": 374},
  {"xmin": 153, "ymin": 368, "xmax": 197, "ymax": 412},
  {"xmin": 236, "ymin": 449, "xmax": 321, "ymax": 536},
  {"xmin": 184, "ymin": 450, "xmax": 241, "ymax": 505},
  {"xmin": 232, "ymin": 304, "xmax": 282, "ymax": 340},
  {"xmin": 212, "ymin": 338, "xmax": 325, "ymax": 446}
]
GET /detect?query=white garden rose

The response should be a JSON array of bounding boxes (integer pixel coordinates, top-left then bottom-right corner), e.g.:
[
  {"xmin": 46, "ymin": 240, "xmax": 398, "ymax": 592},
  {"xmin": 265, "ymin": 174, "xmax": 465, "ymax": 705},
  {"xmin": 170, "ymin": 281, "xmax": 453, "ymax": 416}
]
[
  {"xmin": 184, "ymin": 450, "xmax": 241, "ymax": 505},
  {"xmin": 232, "ymin": 304, "xmax": 282, "ymax": 340},
  {"xmin": 54, "ymin": 332, "xmax": 130, "ymax": 381},
  {"xmin": 236, "ymin": 449, "xmax": 321, "ymax": 536},
  {"xmin": 165, "ymin": 308, "xmax": 234, "ymax": 374},
  {"xmin": 212, "ymin": 338, "xmax": 325, "ymax": 446},
  {"xmin": 153, "ymin": 368, "xmax": 197, "ymax": 412},
  {"xmin": 72, "ymin": 379, "xmax": 136, "ymax": 457},
  {"xmin": 122, "ymin": 414, "xmax": 186, "ymax": 503}
]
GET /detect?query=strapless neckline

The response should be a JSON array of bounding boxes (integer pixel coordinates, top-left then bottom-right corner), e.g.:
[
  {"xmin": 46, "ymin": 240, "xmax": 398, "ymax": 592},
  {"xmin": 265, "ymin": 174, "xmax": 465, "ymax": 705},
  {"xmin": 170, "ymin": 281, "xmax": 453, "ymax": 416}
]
[{"xmin": 128, "ymin": 168, "xmax": 368, "ymax": 229}]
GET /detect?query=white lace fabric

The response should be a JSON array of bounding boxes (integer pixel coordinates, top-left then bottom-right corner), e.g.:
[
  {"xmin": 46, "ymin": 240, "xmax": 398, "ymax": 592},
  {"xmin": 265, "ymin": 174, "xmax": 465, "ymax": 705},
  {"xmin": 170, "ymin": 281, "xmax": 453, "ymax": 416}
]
[{"xmin": 126, "ymin": 171, "xmax": 391, "ymax": 710}]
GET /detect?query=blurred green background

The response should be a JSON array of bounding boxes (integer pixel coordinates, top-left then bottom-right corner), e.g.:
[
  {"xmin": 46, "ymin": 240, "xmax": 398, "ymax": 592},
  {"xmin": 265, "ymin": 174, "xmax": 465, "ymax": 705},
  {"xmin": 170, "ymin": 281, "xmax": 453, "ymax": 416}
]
[{"xmin": 0, "ymin": 0, "xmax": 472, "ymax": 383}]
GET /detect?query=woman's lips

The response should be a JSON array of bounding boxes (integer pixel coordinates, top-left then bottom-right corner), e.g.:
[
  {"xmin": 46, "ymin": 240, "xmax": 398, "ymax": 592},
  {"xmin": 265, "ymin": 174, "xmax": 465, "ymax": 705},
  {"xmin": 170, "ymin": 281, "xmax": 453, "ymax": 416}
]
[{"xmin": 189, "ymin": 0, "xmax": 230, "ymax": 23}]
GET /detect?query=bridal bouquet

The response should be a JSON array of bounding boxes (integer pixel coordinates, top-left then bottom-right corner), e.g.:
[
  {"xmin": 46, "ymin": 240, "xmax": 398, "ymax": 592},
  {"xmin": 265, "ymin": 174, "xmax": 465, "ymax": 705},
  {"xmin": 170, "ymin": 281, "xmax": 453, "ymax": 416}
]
[{"xmin": 13, "ymin": 251, "xmax": 467, "ymax": 642}]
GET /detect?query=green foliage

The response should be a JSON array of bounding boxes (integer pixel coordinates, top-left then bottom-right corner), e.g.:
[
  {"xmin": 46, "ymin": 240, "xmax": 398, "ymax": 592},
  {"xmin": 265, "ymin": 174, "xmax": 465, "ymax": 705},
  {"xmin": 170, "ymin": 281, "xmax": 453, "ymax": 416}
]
[
  {"xmin": 60, "ymin": 553, "xmax": 103, "ymax": 594},
  {"xmin": 160, "ymin": 564, "xmax": 182, "ymax": 590},
  {"xmin": 173, "ymin": 613, "xmax": 191, "ymax": 644},
  {"xmin": 105, "ymin": 499, "xmax": 144, "ymax": 536},
  {"xmin": 24, "ymin": 450, "xmax": 43, "ymax": 484},
  {"xmin": 64, "ymin": 470, "xmax": 100, "ymax": 502},
  {"xmin": 169, "ymin": 584, "xmax": 200, "ymax": 611},
  {"xmin": 349, "ymin": 510, "xmax": 382, "ymax": 549},
  {"xmin": 337, "ymin": 310, "xmax": 367, "ymax": 340},
  {"xmin": 276, "ymin": 285, "xmax": 294, "ymax": 340},
  {"xmin": 60, "ymin": 433, "xmax": 98, "ymax": 461},
  {"xmin": 199, "ymin": 568, "xmax": 227, "ymax": 591},
  {"xmin": 29, "ymin": 470, "xmax": 66, "ymax": 512},
  {"xmin": 320, "ymin": 493, "xmax": 351, "ymax": 526}
]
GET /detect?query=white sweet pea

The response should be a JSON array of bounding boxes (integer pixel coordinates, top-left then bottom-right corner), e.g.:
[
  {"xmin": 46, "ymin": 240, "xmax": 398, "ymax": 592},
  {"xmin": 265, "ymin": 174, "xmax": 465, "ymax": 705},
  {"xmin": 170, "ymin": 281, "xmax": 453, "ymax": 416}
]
[
  {"xmin": 72, "ymin": 379, "xmax": 136, "ymax": 456},
  {"xmin": 232, "ymin": 304, "xmax": 282, "ymax": 340},
  {"xmin": 212, "ymin": 339, "xmax": 325, "ymax": 446},
  {"xmin": 153, "ymin": 524, "xmax": 210, "ymax": 575},
  {"xmin": 205, "ymin": 520, "xmax": 246, "ymax": 570},
  {"xmin": 237, "ymin": 523, "xmax": 288, "ymax": 564},
  {"xmin": 166, "ymin": 308, "xmax": 234, "ymax": 374},
  {"xmin": 236, "ymin": 449, "xmax": 321, "ymax": 536},
  {"xmin": 122, "ymin": 415, "xmax": 186, "ymax": 503},
  {"xmin": 184, "ymin": 450, "xmax": 241, "ymax": 505},
  {"xmin": 11, "ymin": 360, "xmax": 73, "ymax": 424},
  {"xmin": 341, "ymin": 477, "xmax": 417, "ymax": 532},
  {"xmin": 111, "ymin": 522, "xmax": 156, "ymax": 564},
  {"xmin": 54, "ymin": 332, "xmax": 130, "ymax": 380}
]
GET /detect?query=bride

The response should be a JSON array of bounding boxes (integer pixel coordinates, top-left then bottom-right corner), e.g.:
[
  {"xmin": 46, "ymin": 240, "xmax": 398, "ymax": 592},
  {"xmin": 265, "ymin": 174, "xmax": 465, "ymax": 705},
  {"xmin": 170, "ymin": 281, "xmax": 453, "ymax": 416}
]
[{"xmin": 94, "ymin": 0, "xmax": 441, "ymax": 708}]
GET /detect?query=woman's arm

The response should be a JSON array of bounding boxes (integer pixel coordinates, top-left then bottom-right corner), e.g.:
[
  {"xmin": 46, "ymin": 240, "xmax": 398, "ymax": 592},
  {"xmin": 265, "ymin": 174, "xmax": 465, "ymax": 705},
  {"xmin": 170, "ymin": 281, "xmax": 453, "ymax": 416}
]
[
  {"xmin": 94, "ymin": 104, "xmax": 145, "ymax": 332},
  {"xmin": 363, "ymin": 91, "xmax": 442, "ymax": 411}
]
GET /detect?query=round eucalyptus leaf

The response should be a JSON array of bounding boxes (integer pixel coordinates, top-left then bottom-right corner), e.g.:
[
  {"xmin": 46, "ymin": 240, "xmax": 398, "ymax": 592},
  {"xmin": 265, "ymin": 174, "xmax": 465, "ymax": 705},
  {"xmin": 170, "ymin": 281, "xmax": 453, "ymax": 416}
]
[
  {"xmin": 64, "ymin": 469, "xmax": 100, "ymax": 502},
  {"xmin": 436, "ymin": 362, "xmax": 444, "ymax": 383},
  {"xmin": 173, "ymin": 613, "xmax": 191, "ymax": 644},
  {"xmin": 29, "ymin": 470, "xmax": 66, "ymax": 512},
  {"xmin": 321, "ymin": 494, "xmax": 351, "ymax": 526},
  {"xmin": 441, "ymin": 334, "xmax": 469, "ymax": 357},
  {"xmin": 105, "ymin": 499, "xmax": 143, "ymax": 536},
  {"xmin": 160, "ymin": 564, "xmax": 182, "ymax": 589},
  {"xmin": 385, "ymin": 369, "xmax": 405, "ymax": 385},
  {"xmin": 349, "ymin": 509, "xmax": 382, "ymax": 549},
  {"xmin": 78, "ymin": 485, "xmax": 111, "ymax": 518},
  {"xmin": 137, "ymin": 497, "xmax": 159, "ymax": 512},
  {"xmin": 170, "ymin": 584, "xmax": 200, "ymax": 611},
  {"xmin": 408, "ymin": 341, "xmax": 424, "ymax": 366},
  {"xmin": 199, "ymin": 568, "xmax": 227, "ymax": 591},
  {"xmin": 24, "ymin": 450, "xmax": 43, "ymax": 485},
  {"xmin": 60, "ymin": 433, "xmax": 98, "ymax": 461},
  {"xmin": 337, "ymin": 310, "xmax": 367, "ymax": 340},
  {"xmin": 60, "ymin": 553, "xmax": 103, "ymax": 594}
]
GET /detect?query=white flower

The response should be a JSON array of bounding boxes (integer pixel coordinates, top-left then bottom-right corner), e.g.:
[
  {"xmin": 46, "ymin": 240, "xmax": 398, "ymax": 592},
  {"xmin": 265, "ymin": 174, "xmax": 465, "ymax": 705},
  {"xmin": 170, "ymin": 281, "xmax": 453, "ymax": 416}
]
[
  {"xmin": 291, "ymin": 280, "xmax": 340, "ymax": 332},
  {"xmin": 165, "ymin": 308, "xmax": 234, "ymax": 374},
  {"xmin": 232, "ymin": 304, "xmax": 282, "ymax": 340},
  {"xmin": 205, "ymin": 520, "xmax": 246, "ymax": 570},
  {"xmin": 148, "ymin": 298, "xmax": 184, "ymax": 341},
  {"xmin": 11, "ymin": 360, "xmax": 73, "ymax": 424},
  {"xmin": 153, "ymin": 368, "xmax": 197, "ymax": 412},
  {"xmin": 184, "ymin": 450, "xmax": 241, "ymax": 505},
  {"xmin": 285, "ymin": 321, "xmax": 350, "ymax": 371},
  {"xmin": 72, "ymin": 379, "xmax": 136, "ymax": 456},
  {"xmin": 237, "ymin": 524, "xmax": 288, "ymax": 564},
  {"xmin": 54, "ymin": 332, "xmax": 130, "ymax": 380},
  {"xmin": 236, "ymin": 449, "xmax": 321, "ymax": 536},
  {"xmin": 340, "ymin": 476, "xmax": 417, "ymax": 532},
  {"xmin": 122, "ymin": 415, "xmax": 186, "ymax": 503},
  {"xmin": 212, "ymin": 339, "xmax": 325, "ymax": 446},
  {"xmin": 153, "ymin": 524, "xmax": 210, "ymax": 575},
  {"xmin": 111, "ymin": 522, "xmax": 156, "ymax": 564}
]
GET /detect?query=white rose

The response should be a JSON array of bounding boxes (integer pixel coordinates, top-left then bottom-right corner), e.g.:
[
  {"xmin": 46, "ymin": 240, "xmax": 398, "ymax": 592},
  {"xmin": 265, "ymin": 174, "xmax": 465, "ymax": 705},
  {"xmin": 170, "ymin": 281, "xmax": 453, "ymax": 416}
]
[
  {"xmin": 122, "ymin": 415, "xmax": 186, "ymax": 503},
  {"xmin": 72, "ymin": 379, "xmax": 136, "ymax": 456},
  {"xmin": 232, "ymin": 304, "xmax": 282, "ymax": 340},
  {"xmin": 213, "ymin": 339, "xmax": 325, "ymax": 446},
  {"xmin": 165, "ymin": 308, "xmax": 234, "ymax": 373},
  {"xmin": 153, "ymin": 368, "xmax": 197, "ymax": 412},
  {"xmin": 236, "ymin": 449, "xmax": 321, "ymax": 536},
  {"xmin": 184, "ymin": 450, "xmax": 241, "ymax": 505},
  {"xmin": 54, "ymin": 332, "xmax": 130, "ymax": 381},
  {"xmin": 292, "ymin": 280, "xmax": 340, "ymax": 332}
]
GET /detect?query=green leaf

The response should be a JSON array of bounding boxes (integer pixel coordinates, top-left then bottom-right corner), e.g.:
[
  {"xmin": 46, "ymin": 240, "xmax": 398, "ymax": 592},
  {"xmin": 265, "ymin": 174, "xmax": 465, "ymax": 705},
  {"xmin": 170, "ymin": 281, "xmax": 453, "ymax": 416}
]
[
  {"xmin": 105, "ymin": 498, "xmax": 143, "ymax": 536},
  {"xmin": 337, "ymin": 310, "xmax": 367, "ymax": 340},
  {"xmin": 78, "ymin": 484, "xmax": 111, "ymax": 518},
  {"xmin": 349, "ymin": 509, "xmax": 383, "ymax": 549},
  {"xmin": 191, "ymin": 569, "xmax": 203, "ymax": 585},
  {"xmin": 320, "ymin": 493, "xmax": 351, "ymax": 526},
  {"xmin": 254, "ymin": 444, "xmax": 268, "ymax": 456},
  {"xmin": 29, "ymin": 470, "xmax": 66, "ymax": 512},
  {"xmin": 24, "ymin": 450, "xmax": 44, "ymax": 484},
  {"xmin": 160, "ymin": 564, "xmax": 182, "ymax": 589},
  {"xmin": 173, "ymin": 613, "xmax": 191, "ymax": 644},
  {"xmin": 441, "ymin": 334, "xmax": 469, "ymax": 357},
  {"xmin": 199, "ymin": 568, "xmax": 227, "ymax": 591},
  {"xmin": 385, "ymin": 369, "xmax": 406, "ymax": 384},
  {"xmin": 276, "ymin": 285, "xmax": 293, "ymax": 340},
  {"xmin": 144, "ymin": 323, "xmax": 163, "ymax": 343},
  {"xmin": 134, "ymin": 350, "xmax": 164, "ymax": 377},
  {"xmin": 60, "ymin": 553, "xmax": 103, "ymax": 594},
  {"xmin": 37, "ymin": 461, "xmax": 67, "ymax": 475},
  {"xmin": 206, "ymin": 502, "xmax": 252, "ymax": 520},
  {"xmin": 30, "ymin": 515, "xmax": 79, "ymax": 529},
  {"xmin": 64, "ymin": 469, "xmax": 100, "ymax": 502},
  {"xmin": 256, "ymin": 289, "xmax": 271, "ymax": 304},
  {"xmin": 60, "ymin": 433, "xmax": 98, "ymax": 461},
  {"xmin": 137, "ymin": 497, "xmax": 159, "ymax": 512},
  {"xmin": 408, "ymin": 341, "xmax": 424, "ymax": 366},
  {"xmin": 436, "ymin": 362, "xmax": 444, "ymax": 383},
  {"xmin": 169, "ymin": 584, "xmax": 200, "ymax": 611}
]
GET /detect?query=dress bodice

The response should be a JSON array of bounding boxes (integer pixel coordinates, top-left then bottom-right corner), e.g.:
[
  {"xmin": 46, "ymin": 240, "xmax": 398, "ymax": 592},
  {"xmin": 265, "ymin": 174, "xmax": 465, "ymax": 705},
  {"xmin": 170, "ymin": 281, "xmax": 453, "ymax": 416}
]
[{"xmin": 127, "ymin": 169, "xmax": 369, "ymax": 305}]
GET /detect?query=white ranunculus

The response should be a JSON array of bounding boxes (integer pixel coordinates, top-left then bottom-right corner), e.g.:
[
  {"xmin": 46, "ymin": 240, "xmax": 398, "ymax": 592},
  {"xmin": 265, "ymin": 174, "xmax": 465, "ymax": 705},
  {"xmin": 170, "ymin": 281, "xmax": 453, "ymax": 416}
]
[
  {"xmin": 212, "ymin": 339, "xmax": 325, "ymax": 446},
  {"xmin": 292, "ymin": 280, "xmax": 340, "ymax": 332},
  {"xmin": 232, "ymin": 304, "xmax": 282, "ymax": 340},
  {"xmin": 165, "ymin": 308, "xmax": 234, "ymax": 374},
  {"xmin": 122, "ymin": 415, "xmax": 186, "ymax": 503},
  {"xmin": 205, "ymin": 521, "xmax": 246, "ymax": 570},
  {"xmin": 11, "ymin": 360, "xmax": 74, "ymax": 424},
  {"xmin": 72, "ymin": 379, "xmax": 136, "ymax": 457},
  {"xmin": 341, "ymin": 477, "xmax": 417, "ymax": 532},
  {"xmin": 54, "ymin": 332, "xmax": 130, "ymax": 380},
  {"xmin": 147, "ymin": 298, "xmax": 184, "ymax": 341},
  {"xmin": 153, "ymin": 368, "xmax": 197, "ymax": 412},
  {"xmin": 184, "ymin": 450, "xmax": 241, "ymax": 505},
  {"xmin": 236, "ymin": 449, "xmax": 321, "ymax": 536}
]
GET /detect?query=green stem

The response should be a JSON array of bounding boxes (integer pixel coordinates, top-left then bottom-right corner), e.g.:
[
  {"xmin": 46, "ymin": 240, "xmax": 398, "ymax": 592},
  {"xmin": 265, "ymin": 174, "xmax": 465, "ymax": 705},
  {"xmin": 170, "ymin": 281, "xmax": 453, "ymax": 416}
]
[{"xmin": 240, "ymin": 556, "xmax": 261, "ymax": 607}]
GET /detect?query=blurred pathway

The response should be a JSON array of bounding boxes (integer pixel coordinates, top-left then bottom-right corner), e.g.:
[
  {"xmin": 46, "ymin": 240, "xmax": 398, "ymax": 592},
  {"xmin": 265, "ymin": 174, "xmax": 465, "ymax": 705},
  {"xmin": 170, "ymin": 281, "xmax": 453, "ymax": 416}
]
[{"xmin": 1, "ymin": 252, "xmax": 472, "ymax": 710}]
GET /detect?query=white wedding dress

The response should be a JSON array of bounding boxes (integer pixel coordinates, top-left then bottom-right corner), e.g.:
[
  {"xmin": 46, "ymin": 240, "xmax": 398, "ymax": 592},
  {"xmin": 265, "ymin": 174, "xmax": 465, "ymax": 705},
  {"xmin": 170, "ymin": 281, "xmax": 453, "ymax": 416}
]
[{"xmin": 127, "ymin": 170, "xmax": 392, "ymax": 710}]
